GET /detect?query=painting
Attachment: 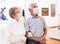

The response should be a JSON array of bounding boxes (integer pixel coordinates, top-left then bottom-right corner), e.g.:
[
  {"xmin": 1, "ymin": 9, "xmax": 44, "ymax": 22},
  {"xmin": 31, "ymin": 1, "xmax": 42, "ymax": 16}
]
[
  {"xmin": 51, "ymin": 4, "xmax": 56, "ymax": 17},
  {"xmin": 0, "ymin": 7, "xmax": 8, "ymax": 20},
  {"xmin": 42, "ymin": 8, "xmax": 49, "ymax": 16}
]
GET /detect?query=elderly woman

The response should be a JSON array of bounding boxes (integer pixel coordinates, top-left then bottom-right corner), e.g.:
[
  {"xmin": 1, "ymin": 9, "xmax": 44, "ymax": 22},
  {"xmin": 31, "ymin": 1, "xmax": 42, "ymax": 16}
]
[{"xmin": 8, "ymin": 7, "xmax": 26, "ymax": 44}]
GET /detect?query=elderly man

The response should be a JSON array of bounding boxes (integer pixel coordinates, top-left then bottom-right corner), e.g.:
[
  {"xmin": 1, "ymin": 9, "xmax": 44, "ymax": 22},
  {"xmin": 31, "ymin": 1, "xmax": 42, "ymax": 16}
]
[{"xmin": 25, "ymin": 3, "xmax": 47, "ymax": 44}]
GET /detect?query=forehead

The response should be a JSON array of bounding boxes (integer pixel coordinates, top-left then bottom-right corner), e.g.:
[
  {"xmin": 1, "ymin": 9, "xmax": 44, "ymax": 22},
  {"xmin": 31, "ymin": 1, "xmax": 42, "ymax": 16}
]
[
  {"xmin": 30, "ymin": 3, "xmax": 38, "ymax": 8},
  {"xmin": 15, "ymin": 8, "xmax": 19, "ymax": 11},
  {"xmin": 15, "ymin": 8, "xmax": 21, "ymax": 12}
]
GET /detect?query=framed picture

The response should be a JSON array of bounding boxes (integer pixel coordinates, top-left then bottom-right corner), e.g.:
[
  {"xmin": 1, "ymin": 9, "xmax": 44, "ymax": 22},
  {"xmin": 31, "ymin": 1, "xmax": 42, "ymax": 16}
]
[
  {"xmin": 42, "ymin": 8, "xmax": 49, "ymax": 16},
  {"xmin": 51, "ymin": 4, "xmax": 56, "ymax": 17}
]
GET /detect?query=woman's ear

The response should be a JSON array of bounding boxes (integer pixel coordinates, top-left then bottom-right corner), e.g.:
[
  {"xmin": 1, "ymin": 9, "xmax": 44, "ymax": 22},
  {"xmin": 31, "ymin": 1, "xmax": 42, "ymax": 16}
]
[{"xmin": 11, "ymin": 14, "xmax": 15, "ymax": 18}]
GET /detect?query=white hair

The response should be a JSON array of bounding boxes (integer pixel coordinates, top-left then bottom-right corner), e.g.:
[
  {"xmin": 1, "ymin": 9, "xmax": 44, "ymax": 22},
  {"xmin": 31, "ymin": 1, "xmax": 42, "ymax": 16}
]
[{"xmin": 28, "ymin": 2, "xmax": 37, "ymax": 9}]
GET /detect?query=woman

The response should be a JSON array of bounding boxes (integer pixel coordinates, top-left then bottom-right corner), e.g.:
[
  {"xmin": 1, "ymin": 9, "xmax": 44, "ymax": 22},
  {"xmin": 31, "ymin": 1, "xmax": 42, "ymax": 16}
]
[{"xmin": 8, "ymin": 7, "xmax": 26, "ymax": 44}]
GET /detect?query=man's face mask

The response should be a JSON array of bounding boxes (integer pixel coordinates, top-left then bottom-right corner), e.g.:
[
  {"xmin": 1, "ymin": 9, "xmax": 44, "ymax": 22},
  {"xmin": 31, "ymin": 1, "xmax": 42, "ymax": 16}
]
[{"xmin": 33, "ymin": 7, "xmax": 39, "ymax": 15}]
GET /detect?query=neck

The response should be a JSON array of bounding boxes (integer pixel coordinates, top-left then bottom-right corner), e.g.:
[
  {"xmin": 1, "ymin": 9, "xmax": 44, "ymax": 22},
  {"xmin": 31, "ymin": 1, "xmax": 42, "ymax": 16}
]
[
  {"xmin": 32, "ymin": 14, "xmax": 38, "ymax": 18},
  {"xmin": 16, "ymin": 19, "xmax": 19, "ymax": 22},
  {"xmin": 14, "ymin": 17, "xmax": 19, "ymax": 22}
]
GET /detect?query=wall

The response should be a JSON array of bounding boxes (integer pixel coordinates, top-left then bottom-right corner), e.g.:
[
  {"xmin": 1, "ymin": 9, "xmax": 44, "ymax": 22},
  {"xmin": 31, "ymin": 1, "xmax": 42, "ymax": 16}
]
[
  {"xmin": 0, "ymin": 0, "xmax": 25, "ymax": 19},
  {"xmin": 0, "ymin": 0, "xmax": 58, "ymax": 26},
  {"xmin": 58, "ymin": 0, "xmax": 60, "ymax": 24},
  {"xmin": 25, "ymin": 0, "xmax": 58, "ymax": 26}
]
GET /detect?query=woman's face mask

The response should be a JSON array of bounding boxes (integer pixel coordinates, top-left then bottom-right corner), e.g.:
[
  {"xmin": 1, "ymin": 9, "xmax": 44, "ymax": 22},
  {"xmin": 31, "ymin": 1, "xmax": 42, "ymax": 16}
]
[{"xmin": 33, "ymin": 7, "xmax": 39, "ymax": 15}]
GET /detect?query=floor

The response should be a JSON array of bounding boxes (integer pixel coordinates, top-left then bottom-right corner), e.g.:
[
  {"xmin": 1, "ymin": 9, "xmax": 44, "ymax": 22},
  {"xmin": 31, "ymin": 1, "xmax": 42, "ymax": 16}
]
[
  {"xmin": 46, "ymin": 38, "xmax": 60, "ymax": 44},
  {"xmin": 46, "ymin": 28, "xmax": 60, "ymax": 44}
]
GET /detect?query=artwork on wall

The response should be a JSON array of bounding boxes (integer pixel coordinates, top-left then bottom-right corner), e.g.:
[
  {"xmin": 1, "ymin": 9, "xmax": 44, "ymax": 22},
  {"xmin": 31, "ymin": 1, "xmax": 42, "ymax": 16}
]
[
  {"xmin": 42, "ymin": 8, "xmax": 49, "ymax": 16},
  {"xmin": 0, "ymin": 7, "xmax": 8, "ymax": 20},
  {"xmin": 51, "ymin": 4, "xmax": 56, "ymax": 17}
]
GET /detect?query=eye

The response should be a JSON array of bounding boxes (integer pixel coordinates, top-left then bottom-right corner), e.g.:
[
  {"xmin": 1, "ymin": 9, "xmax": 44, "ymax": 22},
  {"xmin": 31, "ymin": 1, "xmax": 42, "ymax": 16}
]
[{"xmin": 33, "ymin": 6, "xmax": 38, "ymax": 8}]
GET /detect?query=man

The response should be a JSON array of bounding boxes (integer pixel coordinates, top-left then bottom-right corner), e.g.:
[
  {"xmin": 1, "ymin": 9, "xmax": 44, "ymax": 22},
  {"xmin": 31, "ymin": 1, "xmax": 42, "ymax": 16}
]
[{"xmin": 25, "ymin": 3, "xmax": 47, "ymax": 44}]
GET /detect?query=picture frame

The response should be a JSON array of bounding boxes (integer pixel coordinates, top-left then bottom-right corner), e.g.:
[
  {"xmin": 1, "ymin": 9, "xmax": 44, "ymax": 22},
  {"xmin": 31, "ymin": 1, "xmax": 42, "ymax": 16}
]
[
  {"xmin": 51, "ymin": 4, "xmax": 56, "ymax": 17},
  {"xmin": 42, "ymin": 8, "xmax": 49, "ymax": 16}
]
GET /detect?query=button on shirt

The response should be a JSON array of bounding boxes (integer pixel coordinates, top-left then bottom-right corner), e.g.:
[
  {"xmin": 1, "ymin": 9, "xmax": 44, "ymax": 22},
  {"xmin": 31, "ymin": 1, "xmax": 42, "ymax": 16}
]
[{"xmin": 25, "ymin": 16, "xmax": 47, "ymax": 37}]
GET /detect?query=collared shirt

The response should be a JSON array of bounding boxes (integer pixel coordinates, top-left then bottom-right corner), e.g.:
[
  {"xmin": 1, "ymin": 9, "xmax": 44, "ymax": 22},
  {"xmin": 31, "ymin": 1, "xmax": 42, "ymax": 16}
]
[
  {"xmin": 8, "ymin": 18, "xmax": 26, "ymax": 43},
  {"xmin": 25, "ymin": 16, "xmax": 47, "ymax": 37}
]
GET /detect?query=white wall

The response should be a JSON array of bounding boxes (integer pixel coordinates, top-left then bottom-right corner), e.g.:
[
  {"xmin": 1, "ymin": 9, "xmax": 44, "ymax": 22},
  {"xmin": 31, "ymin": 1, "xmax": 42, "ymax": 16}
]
[
  {"xmin": 58, "ymin": 0, "xmax": 60, "ymax": 24},
  {"xmin": 0, "ymin": 0, "xmax": 58, "ymax": 26},
  {"xmin": 0, "ymin": 0, "xmax": 25, "ymax": 19},
  {"xmin": 25, "ymin": 0, "xmax": 58, "ymax": 26}
]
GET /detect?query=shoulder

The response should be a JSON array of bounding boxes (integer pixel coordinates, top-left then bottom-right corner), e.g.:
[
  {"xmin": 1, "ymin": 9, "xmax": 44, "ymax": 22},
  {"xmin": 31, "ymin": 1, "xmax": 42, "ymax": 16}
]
[
  {"xmin": 26, "ymin": 17, "xmax": 32, "ymax": 21},
  {"xmin": 8, "ymin": 18, "xmax": 15, "ymax": 25},
  {"xmin": 39, "ymin": 16, "xmax": 45, "ymax": 21}
]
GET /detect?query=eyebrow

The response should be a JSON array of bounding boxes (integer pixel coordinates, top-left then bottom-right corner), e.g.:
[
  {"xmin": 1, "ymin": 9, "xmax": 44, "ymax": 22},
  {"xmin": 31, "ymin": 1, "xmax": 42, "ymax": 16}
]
[{"xmin": 33, "ymin": 6, "xmax": 38, "ymax": 8}]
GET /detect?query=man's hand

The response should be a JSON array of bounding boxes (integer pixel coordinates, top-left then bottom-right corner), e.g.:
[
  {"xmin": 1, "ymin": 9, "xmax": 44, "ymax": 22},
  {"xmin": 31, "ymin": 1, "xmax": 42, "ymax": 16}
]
[
  {"xmin": 37, "ymin": 35, "xmax": 46, "ymax": 43},
  {"xmin": 28, "ymin": 37, "xmax": 34, "ymax": 40},
  {"xmin": 27, "ymin": 35, "xmax": 46, "ymax": 44}
]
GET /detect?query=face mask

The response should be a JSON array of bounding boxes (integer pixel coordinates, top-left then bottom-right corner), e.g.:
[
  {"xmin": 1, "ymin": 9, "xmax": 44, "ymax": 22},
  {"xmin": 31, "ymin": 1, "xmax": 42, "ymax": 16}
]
[{"xmin": 33, "ymin": 8, "xmax": 39, "ymax": 15}]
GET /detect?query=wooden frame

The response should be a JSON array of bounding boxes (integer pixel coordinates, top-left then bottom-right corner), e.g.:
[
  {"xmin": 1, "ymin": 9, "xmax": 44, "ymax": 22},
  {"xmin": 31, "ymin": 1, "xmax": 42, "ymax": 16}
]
[{"xmin": 42, "ymin": 8, "xmax": 49, "ymax": 16}]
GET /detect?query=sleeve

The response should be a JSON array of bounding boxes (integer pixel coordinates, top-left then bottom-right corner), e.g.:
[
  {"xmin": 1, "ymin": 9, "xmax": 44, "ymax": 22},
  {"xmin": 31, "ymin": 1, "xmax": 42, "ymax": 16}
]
[
  {"xmin": 24, "ymin": 19, "xmax": 30, "ymax": 32},
  {"xmin": 43, "ymin": 18, "xmax": 47, "ymax": 28}
]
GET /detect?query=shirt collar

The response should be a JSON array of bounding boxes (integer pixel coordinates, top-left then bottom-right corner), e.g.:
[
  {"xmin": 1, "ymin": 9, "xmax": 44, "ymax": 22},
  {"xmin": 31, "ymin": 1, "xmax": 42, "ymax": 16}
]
[
  {"xmin": 30, "ymin": 14, "xmax": 39, "ymax": 18},
  {"xmin": 10, "ymin": 17, "xmax": 24, "ymax": 23}
]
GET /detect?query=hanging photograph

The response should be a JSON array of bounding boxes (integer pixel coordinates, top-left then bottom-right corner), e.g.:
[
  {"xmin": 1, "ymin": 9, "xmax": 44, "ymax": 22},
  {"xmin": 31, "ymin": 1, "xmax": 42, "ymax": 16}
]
[
  {"xmin": 42, "ymin": 8, "xmax": 49, "ymax": 16},
  {"xmin": 51, "ymin": 4, "xmax": 56, "ymax": 17}
]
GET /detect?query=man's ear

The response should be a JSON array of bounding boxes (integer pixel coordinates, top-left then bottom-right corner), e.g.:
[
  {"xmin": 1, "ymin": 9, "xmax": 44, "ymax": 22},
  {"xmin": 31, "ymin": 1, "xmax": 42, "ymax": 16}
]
[
  {"xmin": 29, "ymin": 8, "xmax": 31, "ymax": 11},
  {"xmin": 29, "ymin": 8, "xmax": 33, "ymax": 13}
]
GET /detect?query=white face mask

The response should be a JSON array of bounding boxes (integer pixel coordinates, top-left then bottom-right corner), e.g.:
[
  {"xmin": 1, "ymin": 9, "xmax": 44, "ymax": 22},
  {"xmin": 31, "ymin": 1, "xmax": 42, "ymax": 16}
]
[{"xmin": 33, "ymin": 8, "xmax": 39, "ymax": 15}]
